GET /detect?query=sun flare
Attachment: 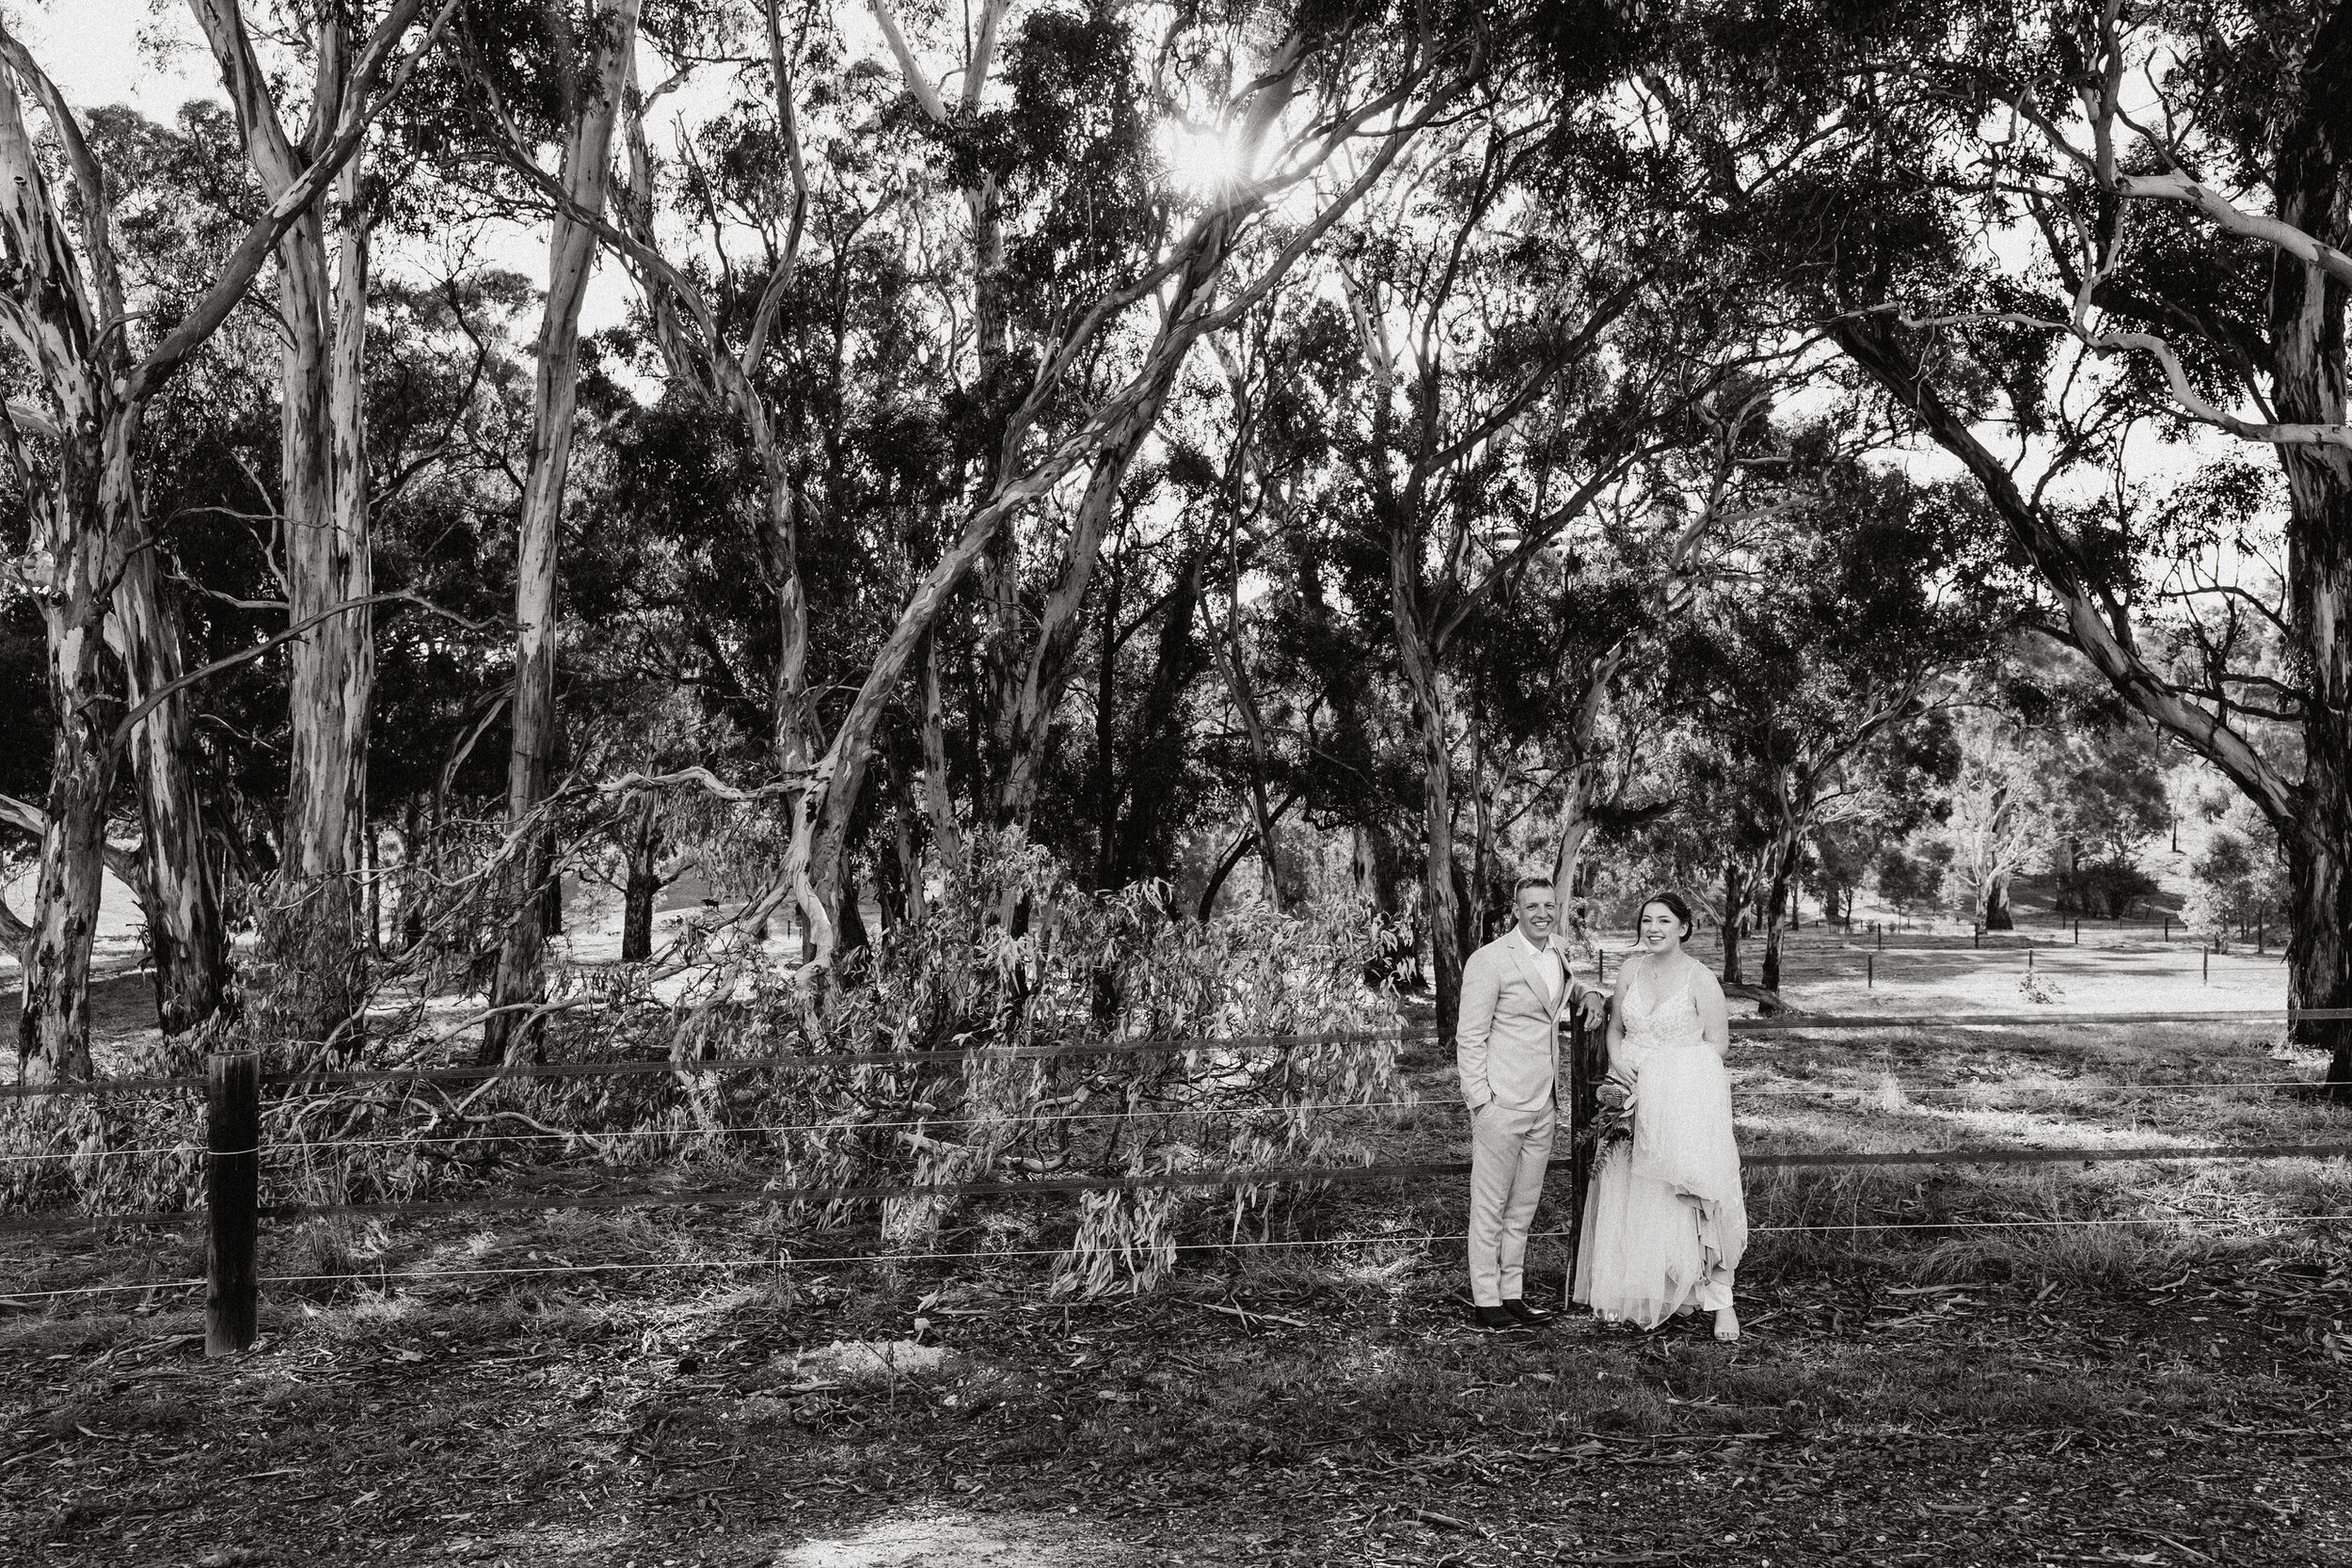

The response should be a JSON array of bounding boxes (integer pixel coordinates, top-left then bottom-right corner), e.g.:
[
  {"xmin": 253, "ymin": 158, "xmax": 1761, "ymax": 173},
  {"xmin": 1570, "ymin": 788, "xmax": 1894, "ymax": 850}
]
[{"xmin": 1158, "ymin": 120, "xmax": 1248, "ymax": 198}]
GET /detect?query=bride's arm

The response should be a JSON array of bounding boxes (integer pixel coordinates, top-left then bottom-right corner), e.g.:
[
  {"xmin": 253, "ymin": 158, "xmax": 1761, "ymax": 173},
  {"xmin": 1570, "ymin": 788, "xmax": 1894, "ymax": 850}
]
[
  {"xmin": 1690, "ymin": 961, "xmax": 1731, "ymax": 1057},
  {"xmin": 1601, "ymin": 965, "xmax": 1628, "ymax": 1081}
]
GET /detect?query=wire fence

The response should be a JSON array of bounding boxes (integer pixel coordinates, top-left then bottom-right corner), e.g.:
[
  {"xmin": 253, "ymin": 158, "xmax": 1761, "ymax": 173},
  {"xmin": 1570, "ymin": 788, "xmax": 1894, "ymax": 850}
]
[
  {"xmin": 3, "ymin": 1076, "xmax": 2328, "ymax": 1167},
  {"xmin": 7, "ymin": 1006, "xmax": 2351, "ymax": 1328},
  {"xmin": 10, "ymin": 1135, "xmax": 2352, "ymax": 1239},
  {"xmin": 13, "ymin": 1212, "xmax": 2352, "ymax": 1307},
  {"xmin": 10, "ymin": 1006, "xmax": 2352, "ymax": 1101}
]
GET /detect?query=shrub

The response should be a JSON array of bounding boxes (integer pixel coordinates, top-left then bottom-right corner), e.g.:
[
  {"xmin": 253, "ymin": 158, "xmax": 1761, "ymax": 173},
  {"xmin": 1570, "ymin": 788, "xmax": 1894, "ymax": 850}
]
[
  {"xmin": 2, "ymin": 830, "xmax": 1407, "ymax": 1301},
  {"xmin": 2055, "ymin": 862, "xmax": 2161, "ymax": 919}
]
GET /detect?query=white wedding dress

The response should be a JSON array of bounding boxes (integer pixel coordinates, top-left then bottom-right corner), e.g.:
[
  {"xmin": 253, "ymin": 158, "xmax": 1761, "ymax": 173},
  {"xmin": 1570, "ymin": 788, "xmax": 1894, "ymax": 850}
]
[{"xmin": 1572, "ymin": 959, "xmax": 1747, "ymax": 1327}]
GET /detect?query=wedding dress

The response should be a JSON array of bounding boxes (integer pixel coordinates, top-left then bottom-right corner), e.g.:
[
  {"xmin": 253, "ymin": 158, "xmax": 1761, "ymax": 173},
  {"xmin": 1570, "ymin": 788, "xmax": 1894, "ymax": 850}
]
[{"xmin": 1572, "ymin": 958, "xmax": 1747, "ymax": 1328}]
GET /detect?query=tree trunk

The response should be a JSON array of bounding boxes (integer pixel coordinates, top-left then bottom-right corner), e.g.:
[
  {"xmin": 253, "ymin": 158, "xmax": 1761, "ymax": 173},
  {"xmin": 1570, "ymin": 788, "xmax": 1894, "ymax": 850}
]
[
  {"xmin": 1758, "ymin": 846, "xmax": 1793, "ymax": 1007},
  {"xmin": 197, "ymin": 8, "xmax": 384, "ymax": 1052},
  {"xmin": 919, "ymin": 629, "xmax": 964, "ymax": 882},
  {"xmin": 1549, "ymin": 795, "xmax": 1596, "ymax": 913},
  {"xmin": 913, "ymin": 629, "xmax": 960, "ymax": 888},
  {"xmin": 2286, "ymin": 835, "xmax": 2352, "ymax": 1086},
  {"xmin": 1091, "ymin": 564, "xmax": 1121, "ymax": 888},
  {"xmin": 1467, "ymin": 691, "xmax": 1498, "ymax": 947},
  {"xmin": 1105, "ymin": 556, "xmax": 1205, "ymax": 885},
  {"xmin": 836, "ymin": 875, "xmax": 870, "ymax": 956},
  {"xmin": 1352, "ymin": 821, "xmax": 1400, "ymax": 916},
  {"xmin": 272, "ymin": 155, "xmax": 374, "ymax": 1053},
  {"xmin": 997, "ymin": 431, "xmax": 1150, "ymax": 830},
  {"xmin": 758, "ymin": 439, "xmax": 814, "ymax": 784},
  {"xmin": 112, "ymin": 521, "xmax": 228, "ymax": 1039},
  {"xmin": 2270, "ymin": 88, "xmax": 2352, "ymax": 1091},
  {"xmin": 1408, "ymin": 676, "xmax": 1463, "ymax": 1036},
  {"xmin": 1212, "ymin": 591, "xmax": 1286, "ymax": 913},
  {"xmin": 1984, "ymin": 870, "xmax": 2014, "ymax": 930},
  {"xmin": 482, "ymin": 0, "xmax": 640, "ymax": 1065},
  {"xmin": 620, "ymin": 794, "xmax": 660, "ymax": 963},
  {"xmin": 1720, "ymin": 863, "xmax": 1749, "ymax": 986},
  {"xmin": 16, "ymin": 479, "xmax": 116, "ymax": 1080},
  {"xmin": 1390, "ymin": 466, "xmax": 1466, "ymax": 1029}
]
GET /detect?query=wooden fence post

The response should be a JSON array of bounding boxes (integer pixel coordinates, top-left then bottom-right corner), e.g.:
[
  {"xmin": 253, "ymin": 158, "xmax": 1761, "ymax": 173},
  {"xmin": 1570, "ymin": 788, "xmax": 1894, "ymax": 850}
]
[
  {"xmin": 1562, "ymin": 1000, "xmax": 1603, "ymax": 1303},
  {"xmin": 206, "ymin": 1051, "xmax": 261, "ymax": 1356}
]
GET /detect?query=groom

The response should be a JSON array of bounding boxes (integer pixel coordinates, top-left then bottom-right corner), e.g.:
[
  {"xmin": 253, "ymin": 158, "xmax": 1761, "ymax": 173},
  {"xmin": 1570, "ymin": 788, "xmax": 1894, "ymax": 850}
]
[{"xmin": 1455, "ymin": 876, "xmax": 1596, "ymax": 1330}]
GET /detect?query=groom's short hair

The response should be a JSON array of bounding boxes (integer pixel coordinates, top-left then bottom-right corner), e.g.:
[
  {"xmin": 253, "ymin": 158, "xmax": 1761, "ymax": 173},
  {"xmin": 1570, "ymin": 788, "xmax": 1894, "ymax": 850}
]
[{"xmin": 1513, "ymin": 875, "xmax": 1555, "ymax": 899}]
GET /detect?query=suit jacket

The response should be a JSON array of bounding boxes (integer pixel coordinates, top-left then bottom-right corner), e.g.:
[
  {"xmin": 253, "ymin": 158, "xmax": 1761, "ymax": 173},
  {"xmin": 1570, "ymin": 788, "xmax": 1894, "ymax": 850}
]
[{"xmin": 1455, "ymin": 930, "xmax": 1579, "ymax": 1113}]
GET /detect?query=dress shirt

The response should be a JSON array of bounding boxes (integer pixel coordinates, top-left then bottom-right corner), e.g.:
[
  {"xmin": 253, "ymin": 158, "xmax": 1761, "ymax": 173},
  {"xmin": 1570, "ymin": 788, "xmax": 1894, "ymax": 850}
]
[{"xmin": 1513, "ymin": 927, "xmax": 1563, "ymax": 1010}]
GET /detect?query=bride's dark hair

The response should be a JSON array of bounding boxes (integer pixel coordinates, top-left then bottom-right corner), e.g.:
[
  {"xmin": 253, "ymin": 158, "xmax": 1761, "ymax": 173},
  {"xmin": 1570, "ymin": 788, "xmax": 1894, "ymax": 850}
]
[{"xmin": 1637, "ymin": 890, "xmax": 1697, "ymax": 942}]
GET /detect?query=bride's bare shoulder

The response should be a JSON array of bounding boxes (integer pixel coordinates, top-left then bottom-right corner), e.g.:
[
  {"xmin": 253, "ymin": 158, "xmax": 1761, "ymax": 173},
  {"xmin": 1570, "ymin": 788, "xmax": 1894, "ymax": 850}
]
[{"xmin": 1680, "ymin": 957, "xmax": 1725, "ymax": 997}]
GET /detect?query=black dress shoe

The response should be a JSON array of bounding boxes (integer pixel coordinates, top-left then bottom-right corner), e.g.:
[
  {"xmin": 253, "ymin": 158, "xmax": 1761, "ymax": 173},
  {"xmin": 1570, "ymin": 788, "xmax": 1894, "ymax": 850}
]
[
  {"xmin": 1502, "ymin": 1298, "xmax": 1555, "ymax": 1326},
  {"xmin": 1470, "ymin": 1305, "xmax": 1518, "ymax": 1330}
]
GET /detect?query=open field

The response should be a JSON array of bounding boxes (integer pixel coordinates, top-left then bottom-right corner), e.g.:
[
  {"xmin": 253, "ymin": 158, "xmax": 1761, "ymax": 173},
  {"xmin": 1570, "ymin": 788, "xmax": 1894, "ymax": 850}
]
[
  {"xmin": 8, "ymin": 946, "xmax": 2352, "ymax": 1567},
  {"xmin": 1581, "ymin": 925, "xmax": 2287, "ymax": 1020}
]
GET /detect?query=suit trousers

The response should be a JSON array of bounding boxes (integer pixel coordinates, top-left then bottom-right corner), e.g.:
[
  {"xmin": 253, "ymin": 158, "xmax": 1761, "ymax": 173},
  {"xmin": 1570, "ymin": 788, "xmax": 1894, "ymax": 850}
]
[{"xmin": 1467, "ymin": 1101, "xmax": 1557, "ymax": 1307}]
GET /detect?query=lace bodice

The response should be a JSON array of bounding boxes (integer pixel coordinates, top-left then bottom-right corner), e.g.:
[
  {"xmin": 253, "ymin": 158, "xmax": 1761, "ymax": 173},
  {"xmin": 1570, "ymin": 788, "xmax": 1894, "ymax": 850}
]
[{"xmin": 1617, "ymin": 959, "xmax": 1708, "ymax": 1053}]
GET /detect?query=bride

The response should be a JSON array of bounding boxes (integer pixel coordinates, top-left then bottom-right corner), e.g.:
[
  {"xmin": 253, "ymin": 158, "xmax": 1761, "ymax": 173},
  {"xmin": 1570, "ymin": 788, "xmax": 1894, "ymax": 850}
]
[{"xmin": 1573, "ymin": 890, "xmax": 1748, "ymax": 1340}]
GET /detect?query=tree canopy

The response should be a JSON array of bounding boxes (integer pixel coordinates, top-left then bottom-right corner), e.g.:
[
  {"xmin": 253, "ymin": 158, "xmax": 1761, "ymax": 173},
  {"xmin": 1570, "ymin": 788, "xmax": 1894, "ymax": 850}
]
[{"xmin": 3, "ymin": 0, "xmax": 2345, "ymax": 1085}]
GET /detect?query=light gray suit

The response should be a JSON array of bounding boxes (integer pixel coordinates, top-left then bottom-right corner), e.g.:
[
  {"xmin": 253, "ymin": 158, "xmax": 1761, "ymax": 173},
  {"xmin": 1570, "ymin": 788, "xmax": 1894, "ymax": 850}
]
[{"xmin": 1455, "ymin": 928, "xmax": 1580, "ymax": 1307}]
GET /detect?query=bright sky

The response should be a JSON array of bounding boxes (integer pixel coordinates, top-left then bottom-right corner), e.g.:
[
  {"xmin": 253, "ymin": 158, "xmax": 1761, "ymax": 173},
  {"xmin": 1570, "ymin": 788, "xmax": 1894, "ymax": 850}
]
[
  {"xmin": 19, "ymin": 0, "xmax": 207, "ymax": 122},
  {"xmin": 21, "ymin": 0, "xmax": 647, "ymax": 331}
]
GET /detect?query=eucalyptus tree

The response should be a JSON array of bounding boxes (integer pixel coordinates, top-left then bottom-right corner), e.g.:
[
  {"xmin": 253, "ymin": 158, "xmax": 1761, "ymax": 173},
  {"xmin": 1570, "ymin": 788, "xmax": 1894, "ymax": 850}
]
[
  {"xmin": 1277, "ymin": 77, "xmax": 1787, "ymax": 1031},
  {"xmin": 1664, "ymin": 462, "xmax": 1991, "ymax": 997},
  {"xmin": 1941, "ymin": 706, "xmax": 2063, "ymax": 930},
  {"xmin": 188, "ymin": 0, "xmax": 469, "ymax": 1050},
  {"xmin": 0, "ymin": 4, "xmax": 444, "ymax": 1077},
  {"xmin": 1639, "ymin": 0, "xmax": 2352, "ymax": 1083},
  {"xmin": 458, "ymin": 0, "xmax": 645, "ymax": 1061},
  {"xmin": 691, "ymin": 4, "xmax": 1486, "ymax": 970}
]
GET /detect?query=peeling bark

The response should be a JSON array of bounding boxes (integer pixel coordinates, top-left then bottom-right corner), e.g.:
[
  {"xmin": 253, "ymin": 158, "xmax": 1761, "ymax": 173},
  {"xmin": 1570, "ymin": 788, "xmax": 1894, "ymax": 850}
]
[
  {"xmin": 112, "ymin": 531, "xmax": 226, "ymax": 1037},
  {"xmin": 996, "ymin": 420, "xmax": 1158, "ymax": 830},
  {"xmin": 481, "ymin": 0, "xmax": 642, "ymax": 1065}
]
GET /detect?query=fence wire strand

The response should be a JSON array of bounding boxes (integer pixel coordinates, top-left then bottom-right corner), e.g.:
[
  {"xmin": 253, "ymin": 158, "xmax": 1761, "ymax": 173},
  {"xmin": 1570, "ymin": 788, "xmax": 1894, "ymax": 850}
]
[
  {"xmin": 8, "ymin": 1005, "xmax": 2352, "ymax": 1101},
  {"xmin": 7, "ymin": 1078, "xmax": 2337, "ymax": 1167},
  {"xmin": 10, "ymin": 1212, "xmax": 2352, "ymax": 1306}
]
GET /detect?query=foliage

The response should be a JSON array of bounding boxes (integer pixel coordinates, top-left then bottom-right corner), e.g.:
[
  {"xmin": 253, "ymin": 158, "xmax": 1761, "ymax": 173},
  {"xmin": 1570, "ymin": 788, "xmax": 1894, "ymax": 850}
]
[
  {"xmin": 3, "ymin": 834, "xmax": 1403, "ymax": 1298},
  {"xmin": 2185, "ymin": 809, "xmax": 2288, "ymax": 939},
  {"xmin": 1875, "ymin": 839, "xmax": 1954, "ymax": 915}
]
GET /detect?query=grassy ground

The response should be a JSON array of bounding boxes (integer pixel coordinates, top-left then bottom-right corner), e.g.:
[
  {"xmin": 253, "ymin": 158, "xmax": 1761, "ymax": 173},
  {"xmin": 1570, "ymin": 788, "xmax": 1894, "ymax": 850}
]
[{"xmin": 8, "ymin": 963, "xmax": 2352, "ymax": 1566}]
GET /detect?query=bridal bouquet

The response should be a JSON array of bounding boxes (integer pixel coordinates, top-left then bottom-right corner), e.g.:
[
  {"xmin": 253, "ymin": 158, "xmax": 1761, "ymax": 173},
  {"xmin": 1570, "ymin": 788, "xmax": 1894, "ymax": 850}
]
[{"xmin": 1578, "ymin": 1080, "xmax": 1636, "ymax": 1155}]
